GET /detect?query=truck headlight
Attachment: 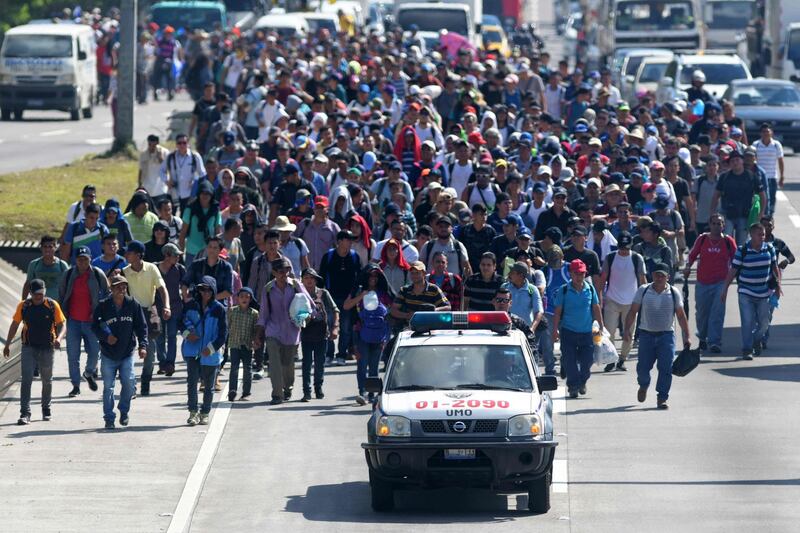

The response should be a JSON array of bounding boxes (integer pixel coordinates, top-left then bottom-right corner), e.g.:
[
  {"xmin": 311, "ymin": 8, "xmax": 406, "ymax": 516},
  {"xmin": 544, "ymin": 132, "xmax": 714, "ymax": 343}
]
[
  {"xmin": 57, "ymin": 73, "xmax": 75, "ymax": 85},
  {"xmin": 377, "ymin": 416, "xmax": 411, "ymax": 437},
  {"xmin": 508, "ymin": 414, "xmax": 542, "ymax": 438}
]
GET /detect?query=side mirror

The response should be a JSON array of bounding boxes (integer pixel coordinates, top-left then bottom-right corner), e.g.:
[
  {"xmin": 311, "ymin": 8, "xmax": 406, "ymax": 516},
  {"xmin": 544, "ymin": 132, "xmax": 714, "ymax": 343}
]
[
  {"xmin": 537, "ymin": 375, "xmax": 558, "ymax": 392},
  {"xmin": 78, "ymin": 50, "xmax": 87, "ymax": 61},
  {"xmin": 365, "ymin": 377, "xmax": 383, "ymax": 394},
  {"xmin": 791, "ymin": 75, "xmax": 800, "ymax": 83}
]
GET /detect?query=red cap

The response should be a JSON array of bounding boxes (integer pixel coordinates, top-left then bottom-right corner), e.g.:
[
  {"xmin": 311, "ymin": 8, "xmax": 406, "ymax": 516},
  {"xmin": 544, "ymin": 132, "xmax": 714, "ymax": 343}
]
[
  {"xmin": 463, "ymin": 106, "xmax": 477, "ymax": 115},
  {"xmin": 468, "ymin": 131, "xmax": 487, "ymax": 145},
  {"xmin": 569, "ymin": 259, "xmax": 587, "ymax": 274},
  {"xmin": 642, "ymin": 183, "xmax": 657, "ymax": 193},
  {"xmin": 314, "ymin": 195, "xmax": 329, "ymax": 208},
  {"xmin": 409, "ymin": 102, "xmax": 422, "ymax": 112}
]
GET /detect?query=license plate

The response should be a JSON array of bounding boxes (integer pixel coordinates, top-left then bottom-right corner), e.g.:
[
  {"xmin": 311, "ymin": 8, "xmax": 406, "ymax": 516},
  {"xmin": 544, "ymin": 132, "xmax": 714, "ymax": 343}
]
[
  {"xmin": 444, "ymin": 448, "xmax": 476, "ymax": 460},
  {"xmin": 27, "ymin": 99, "xmax": 44, "ymax": 107}
]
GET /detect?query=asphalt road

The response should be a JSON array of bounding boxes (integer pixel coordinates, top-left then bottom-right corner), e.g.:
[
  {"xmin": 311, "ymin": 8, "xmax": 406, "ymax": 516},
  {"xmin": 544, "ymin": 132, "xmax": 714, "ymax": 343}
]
[{"xmin": 0, "ymin": 95, "xmax": 189, "ymax": 174}]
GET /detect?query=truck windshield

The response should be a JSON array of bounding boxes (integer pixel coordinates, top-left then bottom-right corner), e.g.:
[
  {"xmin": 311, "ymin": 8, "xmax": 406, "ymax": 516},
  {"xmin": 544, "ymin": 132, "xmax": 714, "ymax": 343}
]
[
  {"xmin": 152, "ymin": 7, "xmax": 222, "ymax": 32},
  {"xmin": 2, "ymin": 35, "xmax": 73, "ymax": 58},
  {"xmin": 730, "ymin": 85, "xmax": 800, "ymax": 107},
  {"xmin": 397, "ymin": 9, "xmax": 468, "ymax": 37},
  {"xmin": 387, "ymin": 345, "xmax": 533, "ymax": 392},
  {"xmin": 615, "ymin": 1, "xmax": 695, "ymax": 32},
  {"xmin": 705, "ymin": 1, "xmax": 754, "ymax": 30},
  {"xmin": 679, "ymin": 63, "xmax": 748, "ymax": 85},
  {"xmin": 788, "ymin": 29, "xmax": 800, "ymax": 63}
]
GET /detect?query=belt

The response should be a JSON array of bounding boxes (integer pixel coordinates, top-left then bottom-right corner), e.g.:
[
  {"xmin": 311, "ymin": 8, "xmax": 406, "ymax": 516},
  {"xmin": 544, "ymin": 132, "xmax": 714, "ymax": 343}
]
[{"xmin": 640, "ymin": 330, "xmax": 673, "ymax": 335}]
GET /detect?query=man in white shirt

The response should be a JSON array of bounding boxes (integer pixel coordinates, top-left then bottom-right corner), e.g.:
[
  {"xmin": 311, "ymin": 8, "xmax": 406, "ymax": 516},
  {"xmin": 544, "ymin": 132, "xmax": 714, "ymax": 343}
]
[
  {"xmin": 752, "ymin": 122, "xmax": 784, "ymax": 217},
  {"xmin": 159, "ymin": 133, "xmax": 206, "ymax": 214},
  {"xmin": 446, "ymin": 139, "xmax": 475, "ymax": 198},
  {"xmin": 138, "ymin": 135, "xmax": 169, "ymax": 204},
  {"xmin": 543, "ymin": 72, "xmax": 565, "ymax": 120},
  {"xmin": 372, "ymin": 220, "xmax": 419, "ymax": 263},
  {"xmin": 256, "ymin": 87, "xmax": 284, "ymax": 142},
  {"xmin": 60, "ymin": 184, "xmax": 97, "ymax": 242},
  {"xmin": 592, "ymin": 68, "xmax": 621, "ymax": 107}
]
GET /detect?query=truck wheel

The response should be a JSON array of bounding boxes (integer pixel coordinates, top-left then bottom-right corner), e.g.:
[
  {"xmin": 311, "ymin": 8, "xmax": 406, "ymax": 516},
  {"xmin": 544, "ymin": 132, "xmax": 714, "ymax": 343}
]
[
  {"xmin": 0, "ymin": 108, "xmax": 10, "ymax": 121},
  {"xmin": 527, "ymin": 469, "xmax": 551, "ymax": 514},
  {"xmin": 369, "ymin": 470, "xmax": 395, "ymax": 512},
  {"xmin": 70, "ymin": 107, "xmax": 81, "ymax": 121},
  {"xmin": 13, "ymin": 108, "xmax": 23, "ymax": 121}
]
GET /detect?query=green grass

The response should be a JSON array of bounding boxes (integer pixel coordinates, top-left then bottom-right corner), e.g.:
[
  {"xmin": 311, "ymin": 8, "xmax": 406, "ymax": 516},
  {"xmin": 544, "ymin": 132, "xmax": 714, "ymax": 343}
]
[{"xmin": 0, "ymin": 155, "xmax": 138, "ymax": 241}]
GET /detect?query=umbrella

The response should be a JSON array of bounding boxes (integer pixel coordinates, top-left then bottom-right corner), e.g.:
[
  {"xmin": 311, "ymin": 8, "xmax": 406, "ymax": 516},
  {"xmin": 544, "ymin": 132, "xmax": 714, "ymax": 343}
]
[{"xmin": 440, "ymin": 31, "xmax": 477, "ymax": 60}]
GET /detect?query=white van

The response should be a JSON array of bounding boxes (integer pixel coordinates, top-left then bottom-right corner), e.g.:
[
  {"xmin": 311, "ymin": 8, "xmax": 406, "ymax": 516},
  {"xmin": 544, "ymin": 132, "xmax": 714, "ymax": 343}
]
[
  {"xmin": 253, "ymin": 13, "xmax": 309, "ymax": 38},
  {"xmin": 0, "ymin": 23, "xmax": 97, "ymax": 121}
]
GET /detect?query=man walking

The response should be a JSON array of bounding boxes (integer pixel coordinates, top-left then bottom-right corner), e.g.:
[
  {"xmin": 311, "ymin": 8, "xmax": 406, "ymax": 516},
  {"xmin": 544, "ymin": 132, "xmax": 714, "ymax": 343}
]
[
  {"xmin": 624, "ymin": 262, "xmax": 691, "ymax": 409},
  {"xmin": 683, "ymin": 213, "xmax": 736, "ymax": 353},
  {"xmin": 92, "ymin": 275, "xmax": 148, "ymax": 429},
  {"xmin": 552, "ymin": 260, "xmax": 604, "ymax": 398},
  {"xmin": 711, "ymin": 150, "xmax": 765, "ymax": 245},
  {"xmin": 751, "ymin": 123, "xmax": 784, "ymax": 217},
  {"xmin": 24, "ymin": 236, "xmax": 68, "ymax": 300},
  {"xmin": 160, "ymin": 133, "xmax": 206, "ymax": 214},
  {"xmin": 3, "ymin": 279, "xmax": 65, "ymax": 425},
  {"xmin": 721, "ymin": 223, "xmax": 781, "ymax": 360}
]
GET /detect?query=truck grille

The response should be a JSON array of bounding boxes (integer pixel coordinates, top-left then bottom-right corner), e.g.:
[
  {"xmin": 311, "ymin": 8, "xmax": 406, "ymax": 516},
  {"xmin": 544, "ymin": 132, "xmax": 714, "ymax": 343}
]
[
  {"xmin": 16, "ymin": 75, "xmax": 58, "ymax": 85},
  {"xmin": 420, "ymin": 419, "xmax": 499, "ymax": 434}
]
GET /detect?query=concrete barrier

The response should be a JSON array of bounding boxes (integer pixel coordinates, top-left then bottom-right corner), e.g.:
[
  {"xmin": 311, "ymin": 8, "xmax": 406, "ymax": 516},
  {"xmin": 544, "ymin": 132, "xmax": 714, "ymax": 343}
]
[{"xmin": 0, "ymin": 255, "xmax": 25, "ymax": 396}]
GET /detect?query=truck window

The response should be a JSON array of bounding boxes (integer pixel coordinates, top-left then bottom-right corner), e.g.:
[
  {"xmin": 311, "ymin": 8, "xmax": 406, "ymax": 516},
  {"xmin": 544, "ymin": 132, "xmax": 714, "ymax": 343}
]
[
  {"xmin": 678, "ymin": 63, "xmax": 748, "ymax": 85},
  {"xmin": 615, "ymin": 1, "xmax": 695, "ymax": 32},
  {"xmin": 397, "ymin": 9, "xmax": 469, "ymax": 37},
  {"xmin": 2, "ymin": 35, "xmax": 73, "ymax": 58}
]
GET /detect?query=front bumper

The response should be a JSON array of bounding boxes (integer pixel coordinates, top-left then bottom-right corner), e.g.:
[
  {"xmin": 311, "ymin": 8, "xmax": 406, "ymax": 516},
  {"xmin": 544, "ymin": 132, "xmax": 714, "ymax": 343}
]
[
  {"xmin": 0, "ymin": 84, "xmax": 77, "ymax": 111},
  {"xmin": 362, "ymin": 439, "xmax": 557, "ymax": 490}
]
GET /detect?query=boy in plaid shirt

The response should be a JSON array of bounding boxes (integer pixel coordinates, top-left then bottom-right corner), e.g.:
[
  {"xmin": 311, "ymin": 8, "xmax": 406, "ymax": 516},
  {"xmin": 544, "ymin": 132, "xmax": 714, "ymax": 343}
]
[{"xmin": 227, "ymin": 287, "xmax": 259, "ymax": 401}]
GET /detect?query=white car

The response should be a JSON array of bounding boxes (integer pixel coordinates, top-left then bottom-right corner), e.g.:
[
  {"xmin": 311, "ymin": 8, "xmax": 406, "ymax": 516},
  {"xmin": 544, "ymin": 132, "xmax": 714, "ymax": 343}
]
[
  {"xmin": 612, "ymin": 48, "xmax": 674, "ymax": 102},
  {"xmin": 665, "ymin": 53, "xmax": 752, "ymax": 100},
  {"xmin": 633, "ymin": 55, "xmax": 674, "ymax": 101},
  {"xmin": 362, "ymin": 311, "xmax": 558, "ymax": 513}
]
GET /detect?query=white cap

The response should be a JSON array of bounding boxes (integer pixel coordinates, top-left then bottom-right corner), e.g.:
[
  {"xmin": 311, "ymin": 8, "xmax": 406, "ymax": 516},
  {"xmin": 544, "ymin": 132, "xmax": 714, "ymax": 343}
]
[{"xmin": 537, "ymin": 165, "xmax": 552, "ymax": 176}]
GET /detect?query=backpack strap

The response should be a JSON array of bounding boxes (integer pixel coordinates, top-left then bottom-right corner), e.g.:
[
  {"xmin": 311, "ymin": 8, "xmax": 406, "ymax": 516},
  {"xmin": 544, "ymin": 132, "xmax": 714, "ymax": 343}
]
[{"xmin": 72, "ymin": 202, "xmax": 82, "ymax": 222}]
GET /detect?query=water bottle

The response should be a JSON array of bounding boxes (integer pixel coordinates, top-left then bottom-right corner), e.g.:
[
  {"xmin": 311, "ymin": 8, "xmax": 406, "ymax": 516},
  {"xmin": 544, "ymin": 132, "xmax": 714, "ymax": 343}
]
[
  {"xmin": 364, "ymin": 291, "xmax": 379, "ymax": 311},
  {"xmin": 592, "ymin": 320, "xmax": 602, "ymax": 346}
]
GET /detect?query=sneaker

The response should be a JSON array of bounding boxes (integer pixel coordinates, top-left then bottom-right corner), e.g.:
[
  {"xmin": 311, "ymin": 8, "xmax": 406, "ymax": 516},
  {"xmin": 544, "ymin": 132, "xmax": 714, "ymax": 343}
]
[
  {"xmin": 120, "ymin": 413, "xmax": 129, "ymax": 426},
  {"xmin": 710, "ymin": 345, "xmax": 721, "ymax": 353},
  {"xmin": 17, "ymin": 415, "xmax": 30, "ymax": 425},
  {"xmin": 604, "ymin": 363, "xmax": 615, "ymax": 373},
  {"xmin": 616, "ymin": 361, "xmax": 627, "ymax": 372},
  {"xmin": 252, "ymin": 371, "xmax": 263, "ymax": 381},
  {"xmin": 301, "ymin": 393, "xmax": 311, "ymax": 402},
  {"xmin": 228, "ymin": 391, "xmax": 237, "ymax": 402},
  {"xmin": 324, "ymin": 358, "xmax": 334, "ymax": 367},
  {"xmin": 83, "ymin": 371, "xmax": 98, "ymax": 392},
  {"xmin": 568, "ymin": 389, "xmax": 579, "ymax": 399},
  {"xmin": 315, "ymin": 389, "xmax": 324, "ymax": 400},
  {"xmin": 269, "ymin": 397, "xmax": 283, "ymax": 405},
  {"xmin": 68, "ymin": 386, "xmax": 80, "ymax": 398},
  {"xmin": 187, "ymin": 412, "xmax": 199, "ymax": 426},
  {"xmin": 199, "ymin": 413, "xmax": 209, "ymax": 425},
  {"xmin": 240, "ymin": 393, "xmax": 251, "ymax": 401},
  {"xmin": 283, "ymin": 388, "xmax": 292, "ymax": 401},
  {"xmin": 657, "ymin": 399, "xmax": 669, "ymax": 410},
  {"xmin": 104, "ymin": 420, "xmax": 116, "ymax": 430},
  {"xmin": 742, "ymin": 350, "xmax": 753, "ymax": 361},
  {"xmin": 560, "ymin": 366, "xmax": 567, "ymax": 379},
  {"xmin": 157, "ymin": 368, "xmax": 166, "ymax": 375},
  {"xmin": 699, "ymin": 340, "xmax": 708, "ymax": 350},
  {"xmin": 579, "ymin": 386, "xmax": 587, "ymax": 396},
  {"xmin": 336, "ymin": 358, "xmax": 347, "ymax": 366},
  {"xmin": 753, "ymin": 341, "xmax": 762, "ymax": 357},
  {"xmin": 637, "ymin": 387, "xmax": 647, "ymax": 403},
  {"xmin": 355, "ymin": 394, "xmax": 367, "ymax": 406},
  {"xmin": 42, "ymin": 409, "xmax": 51, "ymax": 421},
  {"xmin": 164, "ymin": 366, "xmax": 175, "ymax": 377}
]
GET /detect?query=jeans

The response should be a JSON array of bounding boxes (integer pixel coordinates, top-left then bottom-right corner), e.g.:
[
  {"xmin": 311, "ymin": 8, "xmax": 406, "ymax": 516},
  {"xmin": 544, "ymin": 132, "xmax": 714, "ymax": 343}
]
[
  {"xmin": 20, "ymin": 346, "xmax": 54, "ymax": 417},
  {"xmin": 66, "ymin": 317, "xmax": 100, "ymax": 386},
  {"xmin": 334, "ymin": 302, "xmax": 353, "ymax": 359},
  {"xmin": 637, "ymin": 330, "xmax": 675, "ymax": 401},
  {"xmin": 265, "ymin": 338, "xmax": 298, "ymax": 399},
  {"xmin": 559, "ymin": 329, "xmax": 593, "ymax": 392},
  {"xmin": 602, "ymin": 298, "xmax": 633, "ymax": 360},
  {"xmin": 762, "ymin": 293, "xmax": 779, "ymax": 344},
  {"xmin": 157, "ymin": 315, "xmax": 178, "ymax": 369},
  {"xmin": 301, "ymin": 340, "xmax": 327, "ymax": 394},
  {"xmin": 694, "ymin": 281, "xmax": 726, "ymax": 346},
  {"xmin": 767, "ymin": 179, "xmax": 778, "ymax": 217},
  {"xmin": 186, "ymin": 357, "xmax": 218, "ymax": 414},
  {"xmin": 229, "ymin": 347, "xmax": 253, "ymax": 395},
  {"xmin": 356, "ymin": 339, "xmax": 383, "ymax": 395},
  {"xmin": 537, "ymin": 317, "xmax": 557, "ymax": 374},
  {"xmin": 140, "ymin": 334, "xmax": 158, "ymax": 390},
  {"xmin": 101, "ymin": 354, "xmax": 135, "ymax": 422},
  {"xmin": 725, "ymin": 216, "xmax": 749, "ymax": 246},
  {"xmin": 738, "ymin": 293, "xmax": 771, "ymax": 351}
]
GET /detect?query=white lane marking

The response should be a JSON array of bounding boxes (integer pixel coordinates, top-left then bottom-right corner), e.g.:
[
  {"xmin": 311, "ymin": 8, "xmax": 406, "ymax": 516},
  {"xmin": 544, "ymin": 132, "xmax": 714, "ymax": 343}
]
[
  {"xmin": 776, "ymin": 191, "xmax": 789, "ymax": 202},
  {"xmin": 86, "ymin": 138, "xmax": 113, "ymax": 145},
  {"xmin": 552, "ymin": 459, "xmax": 569, "ymax": 493},
  {"xmin": 39, "ymin": 129, "xmax": 70, "ymax": 137},
  {"xmin": 790, "ymin": 215, "xmax": 800, "ymax": 228},
  {"xmin": 102, "ymin": 121, "xmax": 113, "ymax": 127},
  {"xmin": 166, "ymin": 383, "xmax": 232, "ymax": 533},
  {"xmin": 553, "ymin": 385, "xmax": 567, "ymax": 415}
]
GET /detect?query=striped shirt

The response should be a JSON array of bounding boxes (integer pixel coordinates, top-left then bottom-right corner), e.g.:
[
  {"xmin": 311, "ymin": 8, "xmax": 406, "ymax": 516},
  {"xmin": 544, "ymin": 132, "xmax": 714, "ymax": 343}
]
[
  {"xmin": 464, "ymin": 273, "xmax": 504, "ymax": 311},
  {"xmin": 395, "ymin": 282, "xmax": 449, "ymax": 313},
  {"xmin": 752, "ymin": 139, "xmax": 783, "ymax": 180},
  {"xmin": 732, "ymin": 241, "xmax": 777, "ymax": 298}
]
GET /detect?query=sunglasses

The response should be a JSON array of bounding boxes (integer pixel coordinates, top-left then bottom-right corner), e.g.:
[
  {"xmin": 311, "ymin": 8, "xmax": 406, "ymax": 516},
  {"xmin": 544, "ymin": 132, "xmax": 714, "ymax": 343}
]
[
  {"xmin": 198, "ymin": 287, "xmax": 213, "ymax": 292},
  {"xmin": 176, "ymin": 141, "xmax": 188, "ymax": 145},
  {"xmin": 494, "ymin": 298, "xmax": 511, "ymax": 303}
]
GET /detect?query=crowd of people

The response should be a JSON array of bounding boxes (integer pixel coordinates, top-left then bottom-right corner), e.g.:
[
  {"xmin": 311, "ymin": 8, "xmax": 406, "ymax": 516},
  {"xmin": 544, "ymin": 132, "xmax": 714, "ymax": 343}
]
[{"xmin": 3, "ymin": 12, "xmax": 797, "ymax": 428}]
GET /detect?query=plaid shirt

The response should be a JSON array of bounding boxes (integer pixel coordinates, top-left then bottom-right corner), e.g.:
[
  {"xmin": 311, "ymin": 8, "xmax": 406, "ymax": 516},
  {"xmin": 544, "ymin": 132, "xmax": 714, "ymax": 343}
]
[{"xmin": 227, "ymin": 305, "xmax": 259, "ymax": 349}]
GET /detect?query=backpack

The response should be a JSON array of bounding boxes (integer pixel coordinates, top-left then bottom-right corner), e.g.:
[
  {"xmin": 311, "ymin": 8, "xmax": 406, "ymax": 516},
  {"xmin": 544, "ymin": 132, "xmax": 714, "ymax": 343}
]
[
  {"xmin": 555, "ymin": 281, "xmax": 598, "ymax": 322},
  {"xmin": 606, "ymin": 251, "xmax": 644, "ymax": 281},
  {"xmin": 302, "ymin": 288, "xmax": 328, "ymax": 340},
  {"xmin": 696, "ymin": 233, "xmax": 734, "ymax": 258},
  {"xmin": 167, "ymin": 150, "xmax": 198, "ymax": 176},
  {"xmin": 422, "ymin": 237, "xmax": 464, "ymax": 275},
  {"xmin": 636, "ymin": 283, "xmax": 680, "ymax": 333},
  {"xmin": 264, "ymin": 277, "xmax": 302, "ymax": 316},
  {"xmin": 21, "ymin": 297, "xmax": 57, "ymax": 345},
  {"xmin": 64, "ymin": 266, "xmax": 106, "ymax": 295},
  {"xmin": 359, "ymin": 302, "xmax": 389, "ymax": 344}
]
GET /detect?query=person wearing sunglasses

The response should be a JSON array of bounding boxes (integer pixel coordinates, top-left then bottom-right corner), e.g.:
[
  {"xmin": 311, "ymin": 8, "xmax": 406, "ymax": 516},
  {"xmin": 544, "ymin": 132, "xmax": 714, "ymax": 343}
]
[{"xmin": 492, "ymin": 287, "xmax": 537, "ymax": 356}]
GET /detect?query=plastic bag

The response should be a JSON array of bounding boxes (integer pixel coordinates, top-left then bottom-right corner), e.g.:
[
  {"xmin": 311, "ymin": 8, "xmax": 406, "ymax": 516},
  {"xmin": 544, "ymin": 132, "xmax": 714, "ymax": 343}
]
[
  {"xmin": 593, "ymin": 328, "xmax": 619, "ymax": 366},
  {"xmin": 289, "ymin": 292, "xmax": 312, "ymax": 328}
]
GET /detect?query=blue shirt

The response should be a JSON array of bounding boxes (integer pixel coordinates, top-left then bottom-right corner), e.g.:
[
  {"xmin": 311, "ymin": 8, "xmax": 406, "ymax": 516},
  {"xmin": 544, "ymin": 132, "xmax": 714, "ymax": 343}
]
[
  {"xmin": 92, "ymin": 254, "xmax": 128, "ymax": 275},
  {"xmin": 732, "ymin": 240, "xmax": 776, "ymax": 298},
  {"xmin": 503, "ymin": 280, "xmax": 543, "ymax": 326},
  {"xmin": 553, "ymin": 280, "xmax": 598, "ymax": 333},
  {"xmin": 543, "ymin": 265, "xmax": 571, "ymax": 315}
]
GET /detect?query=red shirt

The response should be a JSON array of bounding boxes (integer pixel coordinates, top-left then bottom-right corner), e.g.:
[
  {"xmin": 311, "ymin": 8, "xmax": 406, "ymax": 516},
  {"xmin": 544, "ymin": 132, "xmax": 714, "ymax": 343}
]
[
  {"xmin": 688, "ymin": 234, "xmax": 737, "ymax": 284},
  {"xmin": 68, "ymin": 270, "xmax": 93, "ymax": 322}
]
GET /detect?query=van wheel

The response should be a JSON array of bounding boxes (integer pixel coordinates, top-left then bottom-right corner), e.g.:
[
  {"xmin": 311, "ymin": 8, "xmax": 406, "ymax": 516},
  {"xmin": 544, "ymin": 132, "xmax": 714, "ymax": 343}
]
[
  {"xmin": 527, "ymin": 469, "xmax": 551, "ymax": 514},
  {"xmin": 369, "ymin": 470, "xmax": 395, "ymax": 512},
  {"xmin": 70, "ymin": 107, "xmax": 81, "ymax": 121},
  {"xmin": 13, "ymin": 108, "xmax": 23, "ymax": 121},
  {"xmin": 0, "ymin": 108, "xmax": 10, "ymax": 121}
]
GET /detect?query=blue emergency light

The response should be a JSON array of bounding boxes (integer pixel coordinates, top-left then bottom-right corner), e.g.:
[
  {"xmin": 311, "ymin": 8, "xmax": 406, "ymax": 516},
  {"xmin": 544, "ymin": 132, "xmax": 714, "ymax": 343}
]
[{"xmin": 409, "ymin": 312, "xmax": 511, "ymax": 334}]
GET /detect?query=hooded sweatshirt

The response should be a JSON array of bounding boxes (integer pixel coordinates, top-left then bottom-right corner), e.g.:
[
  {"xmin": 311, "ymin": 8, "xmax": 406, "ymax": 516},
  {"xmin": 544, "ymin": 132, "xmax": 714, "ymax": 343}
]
[
  {"xmin": 144, "ymin": 221, "xmax": 170, "ymax": 263},
  {"xmin": 180, "ymin": 275, "xmax": 228, "ymax": 365},
  {"xmin": 328, "ymin": 185, "xmax": 354, "ymax": 228},
  {"xmin": 101, "ymin": 198, "xmax": 134, "ymax": 251},
  {"xmin": 91, "ymin": 293, "xmax": 148, "ymax": 360}
]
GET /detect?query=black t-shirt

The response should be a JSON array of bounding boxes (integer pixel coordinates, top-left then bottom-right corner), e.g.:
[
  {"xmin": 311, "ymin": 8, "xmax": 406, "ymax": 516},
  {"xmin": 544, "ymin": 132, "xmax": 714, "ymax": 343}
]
[
  {"xmin": 458, "ymin": 223, "xmax": 497, "ymax": 271},
  {"xmin": 270, "ymin": 179, "xmax": 317, "ymax": 216},
  {"xmin": 563, "ymin": 246, "xmax": 601, "ymax": 277},
  {"xmin": 193, "ymin": 98, "xmax": 215, "ymax": 122},
  {"xmin": 671, "ymin": 177, "xmax": 691, "ymax": 218},
  {"xmin": 716, "ymin": 170, "xmax": 761, "ymax": 218},
  {"xmin": 319, "ymin": 250, "xmax": 361, "ymax": 301}
]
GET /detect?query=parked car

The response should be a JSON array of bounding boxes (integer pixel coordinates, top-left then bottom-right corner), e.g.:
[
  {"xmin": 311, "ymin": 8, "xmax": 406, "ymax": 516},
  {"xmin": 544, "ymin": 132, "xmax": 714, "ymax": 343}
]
[{"xmin": 722, "ymin": 78, "xmax": 800, "ymax": 152}]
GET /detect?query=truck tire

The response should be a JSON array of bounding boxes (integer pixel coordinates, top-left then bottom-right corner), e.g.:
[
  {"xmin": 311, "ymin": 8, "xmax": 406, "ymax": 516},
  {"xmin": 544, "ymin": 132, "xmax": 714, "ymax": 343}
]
[
  {"xmin": 1, "ymin": 108, "xmax": 10, "ymax": 121},
  {"xmin": 369, "ymin": 470, "xmax": 395, "ymax": 512},
  {"xmin": 527, "ymin": 469, "xmax": 551, "ymax": 514}
]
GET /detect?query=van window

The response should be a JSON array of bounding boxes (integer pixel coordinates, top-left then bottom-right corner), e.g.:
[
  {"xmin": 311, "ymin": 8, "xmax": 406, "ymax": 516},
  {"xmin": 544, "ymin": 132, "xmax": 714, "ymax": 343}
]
[
  {"xmin": 3, "ymin": 35, "xmax": 73, "ymax": 58},
  {"xmin": 152, "ymin": 7, "xmax": 222, "ymax": 31},
  {"xmin": 397, "ymin": 9, "xmax": 468, "ymax": 36}
]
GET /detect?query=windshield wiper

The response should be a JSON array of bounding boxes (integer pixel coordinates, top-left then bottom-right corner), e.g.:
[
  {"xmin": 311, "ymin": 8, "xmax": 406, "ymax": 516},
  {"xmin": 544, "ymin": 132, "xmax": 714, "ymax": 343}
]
[
  {"xmin": 388, "ymin": 385, "xmax": 437, "ymax": 391},
  {"xmin": 454, "ymin": 383, "xmax": 527, "ymax": 392}
]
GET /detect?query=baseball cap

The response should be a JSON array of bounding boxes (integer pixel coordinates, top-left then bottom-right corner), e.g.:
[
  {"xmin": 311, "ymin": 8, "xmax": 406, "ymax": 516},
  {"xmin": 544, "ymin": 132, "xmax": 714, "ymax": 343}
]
[
  {"xmin": 162, "ymin": 243, "xmax": 181, "ymax": 257},
  {"xmin": 436, "ymin": 215, "xmax": 453, "ymax": 226},
  {"xmin": 537, "ymin": 165, "xmax": 552, "ymax": 176},
  {"xmin": 553, "ymin": 187, "xmax": 568, "ymax": 198},
  {"xmin": 544, "ymin": 227, "xmax": 563, "ymax": 243},
  {"xmin": 409, "ymin": 261, "xmax": 426, "ymax": 272},
  {"xmin": 314, "ymin": 195, "xmax": 329, "ymax": 208},
  {"xmin": 109, "ymin": 274, "xmax": 128, "ymax": 287},
  {"xmin": 654, "ymin": 195, "xmax": 670, "ymax": 209},
  {"xmin": 569, "ymin": 259, "xmax": 587, "ymax": 273},
  {"xmin": 642, "ymin": 183, "xmax": 657, "ymax": 193},
  {"xmin": 651, "ymin": 261, "xmax": 670, "ymax": 275},
  {"xmin": 532, "ymin": 182, "xmax": 547, "ymax": 193},
  {"xmin": 29, "ymin": 278, "xmax": 46, "ymax": 295},
  {"xmin": 75, "ymin": 246, "xmax": 92, "ymax": 259},
  {"xmin": 510, "ymin": 261, "xmax": 530, "ymax": 276},
  {"xmin": 617, "ymin": 231, "xmax": 633, "ymax": 249},
  {"xmin": 571, "ymin": 226, "xmax": 588, "ymax": 237}
]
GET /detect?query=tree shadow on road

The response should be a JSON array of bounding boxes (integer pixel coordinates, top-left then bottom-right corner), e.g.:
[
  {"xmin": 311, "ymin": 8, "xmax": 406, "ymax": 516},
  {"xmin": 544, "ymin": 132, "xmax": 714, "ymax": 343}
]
[{"xmin": 285, "ymin": 481, "xmax": 536, "ymax": 523}]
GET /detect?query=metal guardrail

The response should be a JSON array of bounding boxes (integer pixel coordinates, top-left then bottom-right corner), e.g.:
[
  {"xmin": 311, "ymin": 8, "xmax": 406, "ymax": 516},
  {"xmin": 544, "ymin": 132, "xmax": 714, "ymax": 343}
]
[{"xmin": 0, "ymin": 337, "xmax": 22, "ymax": 397}]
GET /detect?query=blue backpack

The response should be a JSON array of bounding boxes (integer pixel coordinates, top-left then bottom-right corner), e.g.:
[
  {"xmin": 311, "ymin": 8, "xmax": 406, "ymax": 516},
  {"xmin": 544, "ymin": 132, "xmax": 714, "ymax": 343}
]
[{"xmin": 359, "ymin": 303, "xmax": 389, "ymax": 344}]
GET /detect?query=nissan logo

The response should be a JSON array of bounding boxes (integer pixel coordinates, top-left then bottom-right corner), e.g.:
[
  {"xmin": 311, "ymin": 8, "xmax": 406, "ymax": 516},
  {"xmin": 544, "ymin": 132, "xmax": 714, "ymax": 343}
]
[{"xmin": 452, "ymin": 421, "xmax": 467, "ymax": 433}]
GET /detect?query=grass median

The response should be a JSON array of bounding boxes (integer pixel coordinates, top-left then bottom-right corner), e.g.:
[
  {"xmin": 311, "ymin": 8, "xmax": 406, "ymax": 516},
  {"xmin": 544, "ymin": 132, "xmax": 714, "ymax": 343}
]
[{"xmin": 0, "ymin": 154, "xmax": 138, "ymax": 241}]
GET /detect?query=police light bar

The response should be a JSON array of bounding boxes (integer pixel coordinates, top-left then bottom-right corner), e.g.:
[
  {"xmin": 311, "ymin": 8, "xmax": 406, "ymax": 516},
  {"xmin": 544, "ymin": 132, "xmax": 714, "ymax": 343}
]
[{"xmin": 410, "ymin": 312, "xmax": 511, "ymax": 334}]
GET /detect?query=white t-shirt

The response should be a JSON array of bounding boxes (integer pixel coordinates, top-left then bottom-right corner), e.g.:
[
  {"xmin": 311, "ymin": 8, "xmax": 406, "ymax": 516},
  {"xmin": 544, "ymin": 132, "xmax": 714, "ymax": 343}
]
[
  {"xmin": 515, "ymin": 200, "xmax": 551, "ymax": 230},
  {"xmin": 223, "ymin": 54, "xmax": 245, "ymax": 88},
  {"xmin": 139, "ymin": 146, "xmax": 169, "ymax": 197},
  {"xmin": 467, "ymin": 185, "xmax": 497, "ymax": 210},
  {"xmin": 372, "ymin": 238, "xmax": 419, "ymax": 263},
  {"xmin": 65, "ymin": 200, "xmax": 86, "ymax": 224},
  {"xmin": 753, "ymin": 139, "xmax": 784, "ymax": 180},
  {"xmin": 606, "ymin": 253, "xmax": 640, "ymax": 305},
  {"xmin": 543, "ymin": 85, "xmax": 564, "ymax": 119},
  {"xmin": 448, "ymin": 161, "xmax": 473, "ymax": 198},
  {"xmin": 281, "ymin": 237, "xmax": 310, "ymax": 278}
]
